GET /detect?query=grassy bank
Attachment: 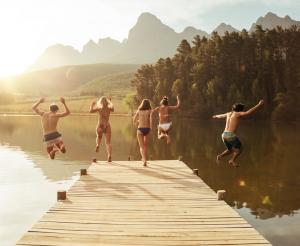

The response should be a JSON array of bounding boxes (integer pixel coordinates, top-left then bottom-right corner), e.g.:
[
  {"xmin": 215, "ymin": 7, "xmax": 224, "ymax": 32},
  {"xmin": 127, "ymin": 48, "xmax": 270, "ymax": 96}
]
[{"xmin": 0, "ymin": 96, "xmax": 130, "ymax": 114}]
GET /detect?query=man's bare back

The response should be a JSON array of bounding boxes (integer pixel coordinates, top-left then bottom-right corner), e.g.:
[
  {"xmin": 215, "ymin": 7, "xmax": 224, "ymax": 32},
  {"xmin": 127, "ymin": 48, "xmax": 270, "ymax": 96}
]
[
  {"xmin": 224, "ymin": 112, "xmax": 241, "ymax": 133},
  {"xmin": 41, "ymin": 112, "xmax": 60, "ymax": 134}
]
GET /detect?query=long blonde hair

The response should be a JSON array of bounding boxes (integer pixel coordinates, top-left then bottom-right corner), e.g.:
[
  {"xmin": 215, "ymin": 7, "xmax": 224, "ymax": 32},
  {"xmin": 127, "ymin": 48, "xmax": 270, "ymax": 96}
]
[{"xmin": 97, "ymin": 96, "xmax": 109, "ymax": 109}]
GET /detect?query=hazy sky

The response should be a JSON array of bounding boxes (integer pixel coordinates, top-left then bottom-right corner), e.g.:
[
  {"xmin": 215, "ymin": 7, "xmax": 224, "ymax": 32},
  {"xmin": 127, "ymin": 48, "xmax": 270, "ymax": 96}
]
[{"xmin": 0, "ymin": 0, "xmax": 299, "ymax": 77}]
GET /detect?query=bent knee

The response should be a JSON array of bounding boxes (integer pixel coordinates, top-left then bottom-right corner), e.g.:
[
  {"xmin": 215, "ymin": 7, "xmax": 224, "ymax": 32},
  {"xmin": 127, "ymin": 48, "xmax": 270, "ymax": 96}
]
[{"xmin": 232, "ymin": 147, "xmax": 242, "ymax": 153}]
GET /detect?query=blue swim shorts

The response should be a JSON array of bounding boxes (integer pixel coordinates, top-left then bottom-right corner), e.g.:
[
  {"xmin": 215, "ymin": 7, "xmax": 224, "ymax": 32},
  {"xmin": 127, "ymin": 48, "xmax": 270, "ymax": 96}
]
[{"xmin": 222, "ymin": 132, "xmax": 242, "ymax": 150}]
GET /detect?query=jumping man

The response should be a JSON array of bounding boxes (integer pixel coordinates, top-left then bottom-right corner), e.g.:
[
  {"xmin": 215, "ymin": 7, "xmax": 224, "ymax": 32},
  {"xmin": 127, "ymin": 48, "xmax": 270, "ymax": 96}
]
[
  {"xmin": 32, "ymin": 97, "xmax": 70, "ymax": 159},
  {"xmin": 212, "ymin": 100, "xmax": 264, "ymax": 167}
]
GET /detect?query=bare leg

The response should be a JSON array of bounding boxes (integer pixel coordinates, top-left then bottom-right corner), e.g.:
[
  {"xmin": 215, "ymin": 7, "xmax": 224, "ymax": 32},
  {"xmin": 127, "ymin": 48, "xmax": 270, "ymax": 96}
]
[
  {"xmin": 105, "ymin": 125, "xmax": 112, "ymax": 162},
  {"xmin": 143, "ymin": 135, "xmax": 149, "ymax": 166},
  {"xmin": 229, "ymin": 147, "xmax": 242, "ymax": 167},
  {"xmin": 137, "ymin": 132, "xmax": 146, "ymax": 165},
  {"xmin": 166, "ymin": 133, "xmax": 171, "ymax": 144},
  {"xmin": 47, "ymin": 145, "xmax": 58, "ymax": 160},
  {"xmin": 55, "ymin": 141, "xmax": 66, "ymax": 154},
  {"xmin": 158, "ymin": 128, "xmax": 165, "ymax": 139},
  {"xmin": 96, "ymin": 128, "xmax": 103, "ymax": 152},
  {"xmin": 217, "ymin": 149, "xmax": 232, "ymax": 162}
]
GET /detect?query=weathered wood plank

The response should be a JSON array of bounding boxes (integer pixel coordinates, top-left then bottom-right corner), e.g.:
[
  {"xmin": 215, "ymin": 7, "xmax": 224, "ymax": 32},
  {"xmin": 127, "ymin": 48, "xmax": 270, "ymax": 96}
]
[{"xmin": 16, "ymin": 160, "xmax": 270, "ymax": 245}]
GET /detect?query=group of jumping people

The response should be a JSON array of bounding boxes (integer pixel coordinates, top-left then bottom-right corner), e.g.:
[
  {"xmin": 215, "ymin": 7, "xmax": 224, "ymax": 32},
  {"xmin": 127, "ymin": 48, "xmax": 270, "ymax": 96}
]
[{"xmin": 32, "ymin": 95, "xmax": 264, "ymax": 167}]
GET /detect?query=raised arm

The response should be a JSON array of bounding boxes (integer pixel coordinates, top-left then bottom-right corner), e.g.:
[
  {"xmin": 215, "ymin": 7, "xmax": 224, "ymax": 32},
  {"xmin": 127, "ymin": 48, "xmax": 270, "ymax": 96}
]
[
  {"xmin": 168, "ymin": 95, "xmax": 181, "ymax": 110},
  {"xmin": 238, "ymin": 100, "xmax": 264, "ymax": 117},
  {"xmin": 212, "ymin": 113, "xmax": 228, "ymax": 119},
  {"xmin": 32, "ymin": 98, "xmax": 45, "ymax": 116},
  {"xmin": 57, "ymin": 97, "xmax": 70, "ymax": 117},
  {"xmin": 108, "ymin": 97, "xmax": 114, "ymax": 112},
  {"xmin": 152, "ymin": 106, "xmax": 160, "ymax": 113},
  {"xmin": 89, "ymin": 101, "xmax": 99, "ymax": 113}
]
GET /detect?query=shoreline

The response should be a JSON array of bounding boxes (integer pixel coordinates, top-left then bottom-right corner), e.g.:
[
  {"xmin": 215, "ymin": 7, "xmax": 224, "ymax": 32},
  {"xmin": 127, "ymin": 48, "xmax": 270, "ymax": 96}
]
[
  {"xmin": 0, "ymin": 112, "xmax": 298, "ymax": 123},
  {"xmin": 0, "ymin": 112, "xmax": 132, "ymax": 117}
]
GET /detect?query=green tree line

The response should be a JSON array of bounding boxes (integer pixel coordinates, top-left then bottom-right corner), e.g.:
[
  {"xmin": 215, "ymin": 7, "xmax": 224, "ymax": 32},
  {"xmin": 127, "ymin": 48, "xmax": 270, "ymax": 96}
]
[{"xmin": 131, "ymin": 26, "xmax": 300, "ymax": 121}]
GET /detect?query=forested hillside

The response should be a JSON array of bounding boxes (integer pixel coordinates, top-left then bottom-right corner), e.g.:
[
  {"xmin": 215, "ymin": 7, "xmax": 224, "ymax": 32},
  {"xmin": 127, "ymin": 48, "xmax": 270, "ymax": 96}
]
[
  {"xmin": 132, "ymin": 26, "xmax": 300, "ymax": 121},
  {"xmin": 3, "ymin": 63, "xmax": 138, "ymax": 96}
]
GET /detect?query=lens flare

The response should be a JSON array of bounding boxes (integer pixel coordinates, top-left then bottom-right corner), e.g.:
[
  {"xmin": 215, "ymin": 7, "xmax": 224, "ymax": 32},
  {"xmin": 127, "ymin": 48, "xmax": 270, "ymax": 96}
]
[{"xmin": 238, "ymin": 179, "xmax": 246, "ymax": 187}]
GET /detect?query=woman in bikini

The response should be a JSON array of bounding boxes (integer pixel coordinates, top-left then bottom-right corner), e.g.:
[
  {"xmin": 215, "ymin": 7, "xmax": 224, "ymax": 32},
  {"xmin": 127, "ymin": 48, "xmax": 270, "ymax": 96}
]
[
  {"xmin": 89, "ymin": 96, "xmax": 114, "ymax": 162},
  {"xmin": 153, "ymin": 95, "xmax": 180, "ymax": 144},
  {"xmin": 133, "ymin": 99, "xmax": 152, "ymax": 166}
]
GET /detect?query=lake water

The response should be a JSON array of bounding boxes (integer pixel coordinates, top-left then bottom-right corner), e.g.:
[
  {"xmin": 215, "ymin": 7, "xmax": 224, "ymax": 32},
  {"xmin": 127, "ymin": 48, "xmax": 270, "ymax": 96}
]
[{"xmin": 0, "ymin": 115, "xmax": 299, "ymax": 245}]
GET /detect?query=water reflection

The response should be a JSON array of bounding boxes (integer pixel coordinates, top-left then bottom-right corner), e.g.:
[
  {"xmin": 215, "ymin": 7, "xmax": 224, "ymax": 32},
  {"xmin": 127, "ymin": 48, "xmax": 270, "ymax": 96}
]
[
  {"xmin": 0, "ymin": 115, "xmax": 299, "ymax": 245},
  {"xmin": 0, "ymin": 145, "xmax": 84, "ymax": 246}
]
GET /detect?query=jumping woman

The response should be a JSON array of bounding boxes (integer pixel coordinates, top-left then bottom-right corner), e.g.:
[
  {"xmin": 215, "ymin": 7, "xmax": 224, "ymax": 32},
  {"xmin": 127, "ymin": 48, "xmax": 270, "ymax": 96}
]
[
  {"xmin": 89, "ymin": 96, "xmax": 114, "ymax": 162},
  {"xmin": 153, "ymin": 95, "xmax": 180, "ymax": 144},
  {"xmin": 133, "ymin": 99, "xmax": 152, "ymax": 167}
]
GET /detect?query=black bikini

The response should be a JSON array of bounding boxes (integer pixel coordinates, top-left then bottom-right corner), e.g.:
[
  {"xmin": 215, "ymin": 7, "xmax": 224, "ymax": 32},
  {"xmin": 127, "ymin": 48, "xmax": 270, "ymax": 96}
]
[{"xmin": 138, "ymin": 128, "xmax": 151, "ymax": 136}]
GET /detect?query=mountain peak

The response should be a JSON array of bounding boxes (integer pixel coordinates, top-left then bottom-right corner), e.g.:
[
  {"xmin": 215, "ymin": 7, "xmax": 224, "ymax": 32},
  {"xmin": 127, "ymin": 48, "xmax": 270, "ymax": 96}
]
[
  {"xmin": 250, "ymin": 12, "xmax": 300, "ymax": 32},
  {"xmin": 217, "ymin": 22, "xmax": 227, "ymax": 27},
  {"xmin": 183, "ymin": 26, "xmax": 198, "ymax": 32},
  {"xmin": 213, "ymin": 23, "xmax": 239, "ymax": 36},
  {"xmin": 265, "ymin": 12, "xmax": 278, "ymax": 18},
  {"xmin": 137, "ymin": 12, "xmax": 162, "ymax": 25},
  {"xmin": 285, "ymin": 15, "xmax": 291, "ymax": 20},
  {"xmin": 180, "ymin": 26, "xmax": 209, "ymax": 39}
]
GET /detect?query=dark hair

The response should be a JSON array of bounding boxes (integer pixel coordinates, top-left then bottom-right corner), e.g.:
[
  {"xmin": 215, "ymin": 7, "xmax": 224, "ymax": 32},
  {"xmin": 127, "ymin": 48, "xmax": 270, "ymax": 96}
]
[
  {"xmin": 138, "ymin": 99, "xmax": 151, "ymax": 110},
  {"xmin": 232, "ymin": 103, "xmax": 245, "ymax": 112},
  {"xmin": 50, "ymin": 104, "xmax": 59, "ymax": 112},
  {"xmin": 160, "ymin": 96, "xmax": 168, "ymax": 106}
]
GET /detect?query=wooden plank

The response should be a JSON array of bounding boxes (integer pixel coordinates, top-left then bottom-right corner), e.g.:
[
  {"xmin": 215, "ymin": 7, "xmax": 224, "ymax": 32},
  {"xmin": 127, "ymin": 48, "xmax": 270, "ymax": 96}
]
[{"xmin": 16, "ymin": 160, "xmax": 270, "ymax": 245}]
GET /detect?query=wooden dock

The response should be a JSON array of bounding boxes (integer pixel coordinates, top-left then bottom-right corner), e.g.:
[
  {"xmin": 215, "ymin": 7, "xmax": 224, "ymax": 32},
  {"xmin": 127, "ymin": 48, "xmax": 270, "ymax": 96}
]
[{"xmin": 17, "ymin": 160, "xmax": 270, "ymax": 245}]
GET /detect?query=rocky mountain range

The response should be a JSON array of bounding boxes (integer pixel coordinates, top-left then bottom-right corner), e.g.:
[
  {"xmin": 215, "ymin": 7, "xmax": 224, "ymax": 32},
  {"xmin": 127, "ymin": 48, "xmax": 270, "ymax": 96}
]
[
  {"xmin": 30, "ymin": 12, "xmax": 300, "ymax": 71},
  {"xmin": 249, "ymin": 12, "xmax": 300, "ymax": 33}
]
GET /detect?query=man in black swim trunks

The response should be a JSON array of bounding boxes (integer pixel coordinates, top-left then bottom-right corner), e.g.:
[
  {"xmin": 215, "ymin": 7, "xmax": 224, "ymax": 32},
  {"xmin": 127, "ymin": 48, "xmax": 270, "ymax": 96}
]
[{"xmin": 32, "ymin": 97, "xmax": 70, "ymax": 159}]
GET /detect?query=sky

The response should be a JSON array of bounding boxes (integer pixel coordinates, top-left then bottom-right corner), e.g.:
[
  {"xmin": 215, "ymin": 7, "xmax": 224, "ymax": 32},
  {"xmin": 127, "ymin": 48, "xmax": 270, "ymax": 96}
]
[{"xmin": 0, "ymin": 0, "xmax": 299, "ymax": 77}]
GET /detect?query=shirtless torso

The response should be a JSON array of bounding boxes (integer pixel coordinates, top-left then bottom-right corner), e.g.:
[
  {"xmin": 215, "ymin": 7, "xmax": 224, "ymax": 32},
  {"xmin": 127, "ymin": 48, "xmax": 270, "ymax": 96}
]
[
  {"xmin": 41, "ymin": 112, "xmax": 60, "ymax": 135},
  {"xmin": 224, "ymin": 112, "xmax": 241, "ymax": 133}
]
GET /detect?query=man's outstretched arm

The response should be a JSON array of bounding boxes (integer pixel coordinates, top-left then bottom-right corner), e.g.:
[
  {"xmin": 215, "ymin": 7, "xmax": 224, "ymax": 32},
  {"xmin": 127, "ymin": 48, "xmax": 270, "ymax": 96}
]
[
  {"xmin": 212, "ymin": 113, "xmax": 228, "ymax": 119},
  {"xmin": 239, "ymin": 100, "xmax": 264, "ymax": 117}
]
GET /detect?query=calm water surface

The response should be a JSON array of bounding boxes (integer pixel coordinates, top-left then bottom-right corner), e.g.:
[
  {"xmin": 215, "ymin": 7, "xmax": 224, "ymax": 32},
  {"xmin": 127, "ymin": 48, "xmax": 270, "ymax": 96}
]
[{"xmin": 0, "ymin": 115, "xmax": 299, "ymax": 246}]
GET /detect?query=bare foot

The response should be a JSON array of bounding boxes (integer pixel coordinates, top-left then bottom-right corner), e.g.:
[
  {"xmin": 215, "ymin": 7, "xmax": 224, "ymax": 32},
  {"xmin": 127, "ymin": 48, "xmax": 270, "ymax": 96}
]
[
  {"xmin": 107, "ymin": 156, "xmax": 112, "ymax": 162},
  {"xmin": 143, "ymin": 161, "xmax": 148, "ymax": 167},
  {"xmin": 229, "ymin": 159, "xmax": 239, "ymax": 167},
  {"xmin": 60, "ymin": 145, "xmax": 66, "ymax": 154},
  {"xmin": 95, "ymin": 145, "xmax": 99, "ymax": 152},
  {"xmin": 216, "ymin": 155, "xmax": 222, "ymax": 164},
  {"xmin": 49, "ymin": 148, "xmax": 59, "ymax": 159}
]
